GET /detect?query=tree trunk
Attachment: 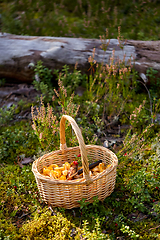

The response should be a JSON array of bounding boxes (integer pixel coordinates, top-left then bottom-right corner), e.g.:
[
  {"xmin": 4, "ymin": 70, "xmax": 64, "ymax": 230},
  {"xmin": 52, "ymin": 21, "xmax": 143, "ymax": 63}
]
[{"xmin": 0, "ymin": 32, "xmax": 160, "ymax": 83}]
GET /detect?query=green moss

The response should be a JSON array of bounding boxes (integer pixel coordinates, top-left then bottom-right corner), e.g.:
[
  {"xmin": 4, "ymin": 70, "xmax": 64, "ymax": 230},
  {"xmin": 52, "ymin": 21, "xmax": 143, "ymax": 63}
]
[
  {"xmin": 0, "ymin": 121, "xmax": 39, "ymax": 163},
  {"xmin": 19, "ymin": 210, "xmax": 77, "ymax": 240}
]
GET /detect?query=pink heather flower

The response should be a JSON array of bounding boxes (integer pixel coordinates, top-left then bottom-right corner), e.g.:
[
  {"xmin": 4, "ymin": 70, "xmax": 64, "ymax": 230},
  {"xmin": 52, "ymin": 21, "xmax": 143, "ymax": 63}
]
[
  {"xmin": 32, "ymin": 124, "xmax": 36, "ymax": 131},
  {"xmin": 39, "ymin": 133, "xmax": 43, "ymax": 139}
]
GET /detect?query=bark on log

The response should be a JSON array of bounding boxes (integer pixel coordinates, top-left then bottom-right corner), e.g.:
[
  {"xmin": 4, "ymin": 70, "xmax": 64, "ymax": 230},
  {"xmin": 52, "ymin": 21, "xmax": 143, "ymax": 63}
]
[{"xmin": 0, "ymin": 32, "xmax": 160, "ymax": 83}]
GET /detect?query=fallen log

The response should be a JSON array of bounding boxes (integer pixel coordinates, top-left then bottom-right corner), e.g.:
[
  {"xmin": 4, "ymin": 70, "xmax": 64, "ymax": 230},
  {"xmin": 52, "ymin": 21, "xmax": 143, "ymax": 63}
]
[{"xmin": 0, "ymin": 32, "xmax": 160, "ymax": 83}]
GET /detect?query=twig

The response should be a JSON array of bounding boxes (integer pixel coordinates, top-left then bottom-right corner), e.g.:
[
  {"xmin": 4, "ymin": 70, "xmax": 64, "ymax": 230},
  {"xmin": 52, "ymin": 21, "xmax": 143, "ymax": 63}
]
[
  {"xmin": 17, "ymin": 156, "xmax": 24, "ymax": 168},
  {"xmin": 137, "ymin": 80, "xmax": 153, "ymax": 123},
  {"xmin": 149, "ymin": 225, "xmax": 160, "ymax": 231}
]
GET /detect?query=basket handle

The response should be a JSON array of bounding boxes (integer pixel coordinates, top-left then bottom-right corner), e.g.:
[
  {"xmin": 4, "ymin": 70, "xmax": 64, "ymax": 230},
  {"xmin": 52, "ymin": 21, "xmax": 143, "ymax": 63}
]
[{"xmin": 60, "ymin": 115, "xmax": 93, "ymax": 184}]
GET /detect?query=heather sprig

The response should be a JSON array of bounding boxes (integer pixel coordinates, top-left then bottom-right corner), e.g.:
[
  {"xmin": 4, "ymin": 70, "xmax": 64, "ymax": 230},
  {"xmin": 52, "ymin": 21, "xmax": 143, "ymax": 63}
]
[
  {"xmin": 31, "ymin": 97, "xmax": 59, "ymax": 151},
  {"xmin": 85, "ymin": 38, "xmax": 137, "ymax": 128},
  {"xmin": 31, "ymin": 79, "xmax": 80, "ymax": 151},
  {"xmin": 118, "ymin": 123, "xmax": 156, "ymax": 160},
  {"xmin": 54, "ymin": 79, "xmax": 80, "ymax": 119},
  {"xmin": 130, "ymin": 100, "xmax": 148, "ymax": 131}
]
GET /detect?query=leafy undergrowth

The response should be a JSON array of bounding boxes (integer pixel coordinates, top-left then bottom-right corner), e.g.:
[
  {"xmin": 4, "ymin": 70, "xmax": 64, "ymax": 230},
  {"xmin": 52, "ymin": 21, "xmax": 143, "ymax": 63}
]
[
  {"xmin": 0, "ymin": 121, "xmax": 39, "ymax": 164},
  {"xmin": 1, "ymin": 0, "xmax": 160, "ymax": 40},
  {"xmin": 0, "ymin": 131, "xmax": 160, "ymax": 239}
]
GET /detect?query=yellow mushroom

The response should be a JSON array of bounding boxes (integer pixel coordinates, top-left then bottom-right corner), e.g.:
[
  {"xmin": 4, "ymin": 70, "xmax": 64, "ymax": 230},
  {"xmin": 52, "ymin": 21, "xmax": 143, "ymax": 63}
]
[
  {"xmin": 55, "ymin": 170, "xmax": 62, "ymax": 178},
  {"xmin": 59, "ymin": 175, "xmax": 66, "ymax": 180},
  {"xmin": 62, "ymin": 170, "xmax": 68, "ymax": 176},
  {"xmin": 43, "ymin": 167, "xmax": 51, "ymax": 176},
  {"xmin": 50, "ymin": 164, "xmax": 58, "ymax": 169},
  {"xmin": 99, "ymin": 162, "xmax": 105, "ymax": 172},
  {"xmin": 92, "ymin": 166, "xmax": 99, "ymax": 172},
  {"xmin": 50, "ymin": 170, "xmax": 56, "ymax": 179},
  {"xmin": 106, "ymin": 164, "xmax": 111, "ymax": 169},
  {"xmin": 54, "ymin": 166, "xmax": 65, "ymax": 171},
  {"xmin": 63, "ymin": 162, "xmax": 70, "ymax": 170}
]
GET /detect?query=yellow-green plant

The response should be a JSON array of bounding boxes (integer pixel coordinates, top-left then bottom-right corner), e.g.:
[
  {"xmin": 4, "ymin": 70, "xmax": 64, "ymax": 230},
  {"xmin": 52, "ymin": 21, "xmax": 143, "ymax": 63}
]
[
  {"xmin": 31, "ymin": 79, "xmax": 80, "ymax": 151},
  {"xmin": 85, "ymin": 45, "xmax": 137, "ymax": 129},
  {"xmin": 31, "ymin": 97, "xmax": 59, "ymax": 151}
]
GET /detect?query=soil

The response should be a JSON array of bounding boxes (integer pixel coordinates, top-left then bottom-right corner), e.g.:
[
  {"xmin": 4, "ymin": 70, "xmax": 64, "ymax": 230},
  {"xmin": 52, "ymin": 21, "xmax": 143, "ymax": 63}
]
[{"xmin": 0, "ymin": 83, "xmax": 39, "ymax": 120}]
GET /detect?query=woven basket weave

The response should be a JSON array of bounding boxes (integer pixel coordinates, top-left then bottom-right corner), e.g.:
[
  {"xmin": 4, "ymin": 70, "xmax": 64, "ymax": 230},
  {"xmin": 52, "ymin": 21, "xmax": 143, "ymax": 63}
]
[{"xmin": 32, "ymin": 115, "xmax": 118, "ymax": 209}]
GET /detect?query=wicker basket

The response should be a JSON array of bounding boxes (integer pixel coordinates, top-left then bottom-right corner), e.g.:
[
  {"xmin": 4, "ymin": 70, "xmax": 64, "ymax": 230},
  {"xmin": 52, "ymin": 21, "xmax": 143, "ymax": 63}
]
[{"xmin": 32, "ymin": 115, "xmax": 118, "ymax": 209}]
